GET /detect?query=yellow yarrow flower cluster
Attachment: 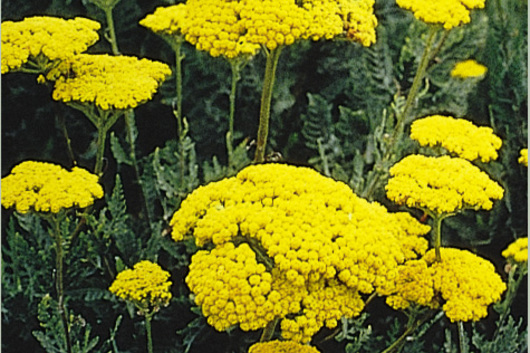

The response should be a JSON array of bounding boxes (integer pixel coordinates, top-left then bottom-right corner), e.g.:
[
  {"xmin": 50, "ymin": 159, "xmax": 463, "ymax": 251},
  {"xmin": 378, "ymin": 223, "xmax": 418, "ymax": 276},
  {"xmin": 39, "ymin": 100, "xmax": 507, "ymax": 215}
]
[
  {"xmin": 1, "ymin": 161, "xmax": 103, "ymax": 214},
  {"xmin": 51, "ymin": 54, "xmax": 172, "ymax": 110},
  {"xmin": 387, "ymin": 248, "xmax": 506, "ymax": 322},
  {"xmin": 171, "ymin": 163, "xmax": 430, "ymax": 342},
  {"xmin": 518, "ymin": 149, "xmax": 528, "ymax": 166},
  {"xmin": 386, "ymin": 155, "xmax": 504, "ymax": 214},
  {"xmin": 141, "ymin": 0, "xmax": 377, "ymax": 59},
  {"xmin": 502, "ymin": 238, "xmax": 528, "ymax": 264},
  {"xmin": 109, "ymin": 260, "xmax": 172, "ymax": 311},
  {"xmin": 396, "ymin": 0, "xmax": 485, "ymax": 30},
  {"xmin": 1, "ymin": 16, "xmax": 100, "ymax": 74},
  {"xmin": 410, "ymin": 115, "xmax": 502, "ymax": 162},
  {"xmin": 248, "ymin": 340, "xmax": 321, "ymax": 353},
  {"xmin": 450, "ymin": 59, "xmax": 488, "ymax": 79}
]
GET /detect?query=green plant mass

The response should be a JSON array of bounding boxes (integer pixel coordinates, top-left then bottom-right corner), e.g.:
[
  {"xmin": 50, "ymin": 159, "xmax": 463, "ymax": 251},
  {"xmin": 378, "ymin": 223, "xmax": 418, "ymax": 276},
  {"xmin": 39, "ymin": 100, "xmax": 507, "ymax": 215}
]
[{"xmin": 1, "ymin": 0, "xmax": 527, "ymax": 352}]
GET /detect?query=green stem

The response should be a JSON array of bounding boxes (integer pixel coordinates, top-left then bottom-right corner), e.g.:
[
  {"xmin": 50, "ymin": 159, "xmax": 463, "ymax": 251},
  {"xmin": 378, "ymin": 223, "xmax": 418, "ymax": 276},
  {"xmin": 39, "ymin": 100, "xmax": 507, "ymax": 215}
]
[
  {"xmin": 391, "ymin": 26, "xmax": 438, "ymax": 142},
  {"xmin": 145, "ymin": 314, "xmax": 154, "ymax": 353},
  {"xmin": 260, "ymin": 318, "xmax": 279, "ymax": 342},
  {"xmin": 457, "ymin": 321, "xmax": 468, "ymax": 353},
  {"xmin": 171, "ymin": 39, "xmax": 186, "ymax": 186},
  {"xmin": 94, "ymin": 122, "xmax": 109, "ymax": 176},
  {"xmin": 104, "ymin": 6, "xmax": 120, "ymax": 55},
  {"xmin": 58, "ymin": 113, "xmax": 77, "ymax": 166},
  {"xmin": 51, "ymin": 215, "xmax": 72, "ymax": 353},
  {"xmin": 227, "ymin": 60, "xmax": 242, "ymax": 169},
  {"xmin": 254, "ymin": 46, "xmax": 283, "ymax": 163},
  {"xmin": 380, "ymin": 309, "xmax": 434, "ymax": 353},
  {"xmin": 433, "ymin": 214, "xmax": 443, "ymax": 262}
]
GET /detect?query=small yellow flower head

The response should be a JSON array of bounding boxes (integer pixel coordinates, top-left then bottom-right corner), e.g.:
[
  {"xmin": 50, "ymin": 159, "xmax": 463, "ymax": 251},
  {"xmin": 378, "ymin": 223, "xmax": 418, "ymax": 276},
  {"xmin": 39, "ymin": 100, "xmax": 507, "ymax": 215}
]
[
  {"xmin": 336, "ymin": 0, "xmax": 378, "ymax": 46},
  {"xmin": 502, "ymin": 238, "xmax": 528, "ymax": 264},
  {"xmin": 171, "ymin": 163, "xmax": 430, "ymax": 342},
  {"xmin": 518, "ymin": 149, "xmax": 528, "ymax": 167},
  {"xmin": 410, "ymin": 115, "xmax": 502, "ymax": 162},
  {"xmin": 386, "ymin": 155, "xmax": 504, "ymax": 214},
  {"xmin": 51, "ymin": 54, "xmax": 172, "ymax": 110},
  {"xmin": 396, "ymin": 0, "xmax": 486, "ymax": 30},
  {"xmin": 1, "ymin": 16, "xmax": 100, "ymax": 74},
  {"xmin": 1, "ymin": 161, "xmax": 104, "ymax": 214},
  {"xmin": 248, "ymin": 340, "xmax": 321, "ymax": 353},
  {"xmin": 387, "ymin": 248, "xmax": 506, "ymax": 322},
  {"xmin": 139, "ymin": 4, "xmax": 188, "ymax": 36},
  {"xmin": 450, "ymin": 59, "xmax": 488, "ymax": 79},
  {"xmin": 109, "ymin": 260, "xmax": 172, "ymax": 311}
]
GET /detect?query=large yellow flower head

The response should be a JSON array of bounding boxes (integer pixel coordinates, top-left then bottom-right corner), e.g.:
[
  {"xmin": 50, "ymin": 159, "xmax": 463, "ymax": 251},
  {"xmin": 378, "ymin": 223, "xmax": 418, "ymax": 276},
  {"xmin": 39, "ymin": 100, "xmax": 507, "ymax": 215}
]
[
  {"xmin": 387, "ymin": 248, "xmax": 506, "ymax": 322},
  {"xmin": 51, "ymin": 54, "xmax": 172, "ymax": 111},
  {"xmin": 109, "ymin": 260, "xmax": 172, "ymax": 311},
  {"xmin": 518, "ymin": 149, "xmax": 528, "ymax": 167},
  {"xmin": 450, "ymin": 59, "xmax": 488, "ymax": 79},
  {"xmin": 248, "ymin": 340, "xmax": 321, "ymax": 353},
  {"xmin": 396, "ymin": 0, "xmax": 486, "ymax": 30},
  {"xmin": 1, "ymin": 161, "xmax": 104, "ymax": 214},
  {"xmin": 410, "ymin": 115, "xmax": 502, "ymax": 162},
  {"xmin": 386, "ymin": 155, "xmax": 504, "ymax": 214},
  {"xmin": 141, "ymin": 0, "xmax": 377, "ymax": 59},
  {"xmin": 1, "ymin": 16, "xmax": 100, "ymax": 74},
  {"xmin": 502, "ymin": 238, "xmax": 528, "ymax": 264},
  {"xmin": 170, "ymin": 163, "xmax": 430, "ymax": 342}
]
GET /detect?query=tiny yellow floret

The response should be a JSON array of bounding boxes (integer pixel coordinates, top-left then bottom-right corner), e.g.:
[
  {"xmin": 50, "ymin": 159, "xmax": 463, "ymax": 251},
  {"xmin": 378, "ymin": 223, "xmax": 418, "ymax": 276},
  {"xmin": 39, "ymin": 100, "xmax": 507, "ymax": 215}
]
[
  {"xmin": 410, "ymin": 115, "xmax": 502, "ymax": 162},
  {"xmin": 1, "ymin": 160, "xmax": 103, "ymax": 214},
  {"xmin": 502, "ymin": 238, "xmax": 528, "ymax": 264},
  {"xmin": 451, "ymin": 59, "xmax": 488, "ymax": 79},
  {"xmin": 518, "ymin": 149, "xmax": 528, "ymax": 167},
  {"xmin": 109, "ymin": 260, "xmax": 172, "ymax": 311}
]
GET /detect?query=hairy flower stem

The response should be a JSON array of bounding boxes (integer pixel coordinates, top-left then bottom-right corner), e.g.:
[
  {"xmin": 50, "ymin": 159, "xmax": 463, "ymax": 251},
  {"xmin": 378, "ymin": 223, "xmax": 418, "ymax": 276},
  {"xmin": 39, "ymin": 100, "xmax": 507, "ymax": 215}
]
[
  {"xmin": 51, "ymin": 214, "xmax": 72, "ymax": 353},
  {"xmin": 171, "ymin": 39, "xmax": 186, "ymax": 186},
  {"xmin": 457, "ymin": 322, "xmax": 468, "ymax": 353},
  {"xmin": 254, "ymin": 46, "xmax": 283, "ymax": 163},
  {"xmin": 381, "ymin": 310, "xmax": 433, "ymax": 353},
  {"xmin": 227, "ymin": 60, "xmax": 243, "ymax": 169},
  {"xmin": 103, "ymin": 6, "xmax": 120, "ymax": 56},
  {"xmin": 145, "ymin": 313, "xmax": 154, "ymax": 353},
  {"xmin": 391, "ymin": 26, "xmax": 438, "ymax": 142}
]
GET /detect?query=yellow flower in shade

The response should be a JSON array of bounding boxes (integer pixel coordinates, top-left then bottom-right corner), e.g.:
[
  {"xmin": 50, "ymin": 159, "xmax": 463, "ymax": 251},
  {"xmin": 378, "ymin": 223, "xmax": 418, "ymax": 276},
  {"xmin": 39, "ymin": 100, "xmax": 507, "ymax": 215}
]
[
  {"xmin": 248, "ymin": 340, "xmax": 321, "ymax": 353},
  {"xmin": 109, "ymin": 261, "xmax": 172, "ymax": 311},
  {"xmin": 386, "ymin": 248, "xmax": 506, "ymax": 322},
  {"xmin": 386, "ymin": 155, "xmax": 504, "ymax": 214},
  {"xmin": 1, "ymin": 16, "xmax": 100, "ymax": 74},
  {"xmin": 502, "ymin": 238, "xmax": 528, "ymax": 264},
  {"xmin": 396, "ymin": 0, "xmax": 485, "ymax": 30},
  {"xmin": 141, "ymin": 0, "xmax": 377, "ymax": 59},
  {"xmin": 1, "ymin": 161, "xmax": 103, "ymax": 214},
  {"xmin": 450, "ymin": 59, "xmax": 488, "ymax": 79},
  {"xmin": 410, "ymin": 115, "xmax": 502, "ymax": 162},
  {"xmin": 518, "ymin": 149, "xmax": 528, "ymax": 167},
  {"xmin": 170, "ymin": 163, "xmax": 430, "ymax": 342},
  {"xmin": 51, "ymin": 54, "xmax": 172, "ymax": 110}
]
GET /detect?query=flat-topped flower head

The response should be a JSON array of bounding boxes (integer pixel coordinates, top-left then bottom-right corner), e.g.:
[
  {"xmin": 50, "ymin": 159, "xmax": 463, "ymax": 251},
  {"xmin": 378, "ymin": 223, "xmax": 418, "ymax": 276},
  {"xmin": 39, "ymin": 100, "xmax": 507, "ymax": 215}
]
[
  {"xmin": 410, "ymin": 115, "xmax": 502, "ymax": 162},
  {"xmin": 51, "ymin": 54, "xmax": 172, "ymax": 110},
  {"xmin": 396, "ymin": 0, "xmax": 486, "ymax": 30},
  {"xmin": 141, "ymin": 0, "xmax": 377, "ymax": 58},
  {"xmin": 1, "ymin": 161, "xmax": 103, "ymax": 214},
  {"xmin": 109, "ymin": 260, "xmax": 172, "ymax": 311},
  {"xmin": 387, "ymin": 248, "xmax": 506, "ymax": 322},
  {"xmin": 519, "ymin": 149, "xmax": 528, "ymax": 167},
  {"xmin": 171, "ymin": 163, "xmax": 430, "ymax": 342},
  {"xmin": 386, "ymin": 155, "xmax": 504, "ymax": 214},
  {"xmin": 451, "ymin": 59, "xmax": 488, "ymax": 79},
  {"xmin": 249, "ymin": 340, "xmax": 321, "ymax": 353},
  {"xmin": 1, "ymin": 16, "xmax": 100, "ymax": 74},
  {"xmin": 502, "ymin": 238, "xmax": 528, "ymax": 264}
]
